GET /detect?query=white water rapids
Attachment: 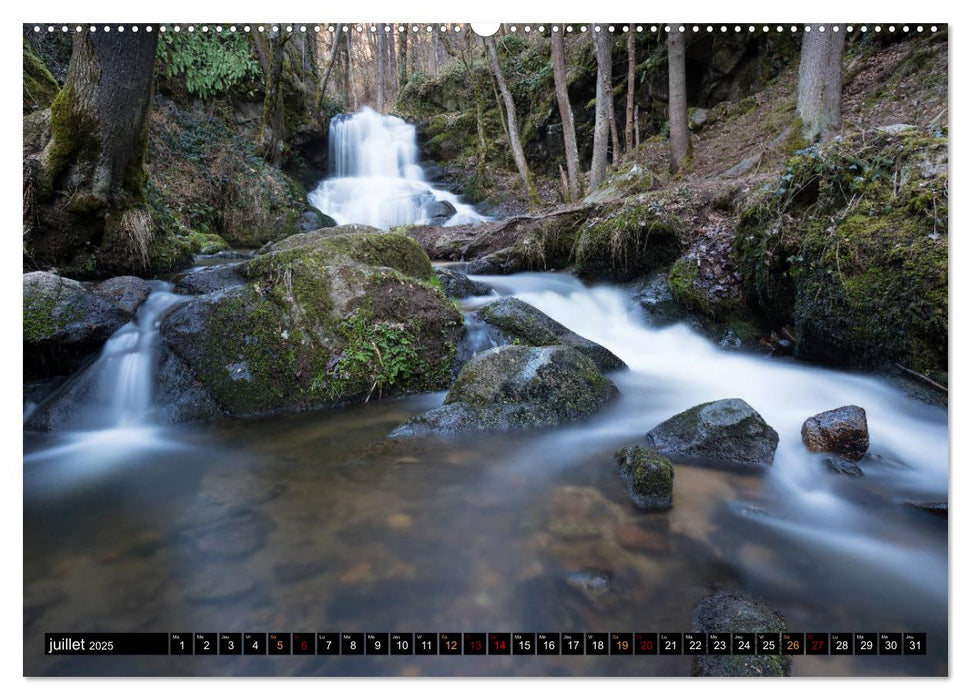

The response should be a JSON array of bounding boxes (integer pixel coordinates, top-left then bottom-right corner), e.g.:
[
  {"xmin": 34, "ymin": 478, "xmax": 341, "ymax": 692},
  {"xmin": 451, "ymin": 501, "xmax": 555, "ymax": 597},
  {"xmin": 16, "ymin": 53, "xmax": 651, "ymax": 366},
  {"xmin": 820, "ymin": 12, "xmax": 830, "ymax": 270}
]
[
  {"xmin": 464, "ymin": 271, "xmax": 948, "ymax": 605},
  {"xmin": 308, "ymin": 108, "xmax": 487, "ymax": 229}
]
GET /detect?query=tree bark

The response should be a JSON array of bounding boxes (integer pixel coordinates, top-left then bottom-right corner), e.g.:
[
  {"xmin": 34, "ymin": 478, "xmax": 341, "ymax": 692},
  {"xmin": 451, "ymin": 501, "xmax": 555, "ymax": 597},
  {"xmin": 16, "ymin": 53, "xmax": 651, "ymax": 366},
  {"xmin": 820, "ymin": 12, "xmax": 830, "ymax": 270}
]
[
  {"xmin": 590, "ymin": 27, "xmax": 612, "ymax": 189},
  {"xmin": 486, "ymin": 36, "xmax": 537, "ymax": 208},
  {"xmin": 344, "ymin": 30, "xmax": 355, "ymax": 111},
  {"xmin": 387, "ymin": 26, "xmax": 398, "ymax": 95},
  {"xmin": 259, "ymin": 30, "xmax": 290, "ymax": 166},
  {"xmin": 797, "ymin": 26, "xmax": 845, "ymax": 142},
  {"xmin": 625, "ymin": 27, "xmax": 636, "ymax": 157},
  {"xmin": 315, "ymin": 31, "xmax": 342, "ymax": 111},
  {"xmin": 551, "ymin": 25, "xmax": 582, "ymax": 201},
  {"xmin": 376, "ymin": 27, "xmax": 386, "ymax": 111},
  {"xmin": 399, "ymin": 27, "xmax": 409, "ymax": 85},
  {"xmin": 667, "ymin": 29, "xmax": 691, "ymax": 173}
]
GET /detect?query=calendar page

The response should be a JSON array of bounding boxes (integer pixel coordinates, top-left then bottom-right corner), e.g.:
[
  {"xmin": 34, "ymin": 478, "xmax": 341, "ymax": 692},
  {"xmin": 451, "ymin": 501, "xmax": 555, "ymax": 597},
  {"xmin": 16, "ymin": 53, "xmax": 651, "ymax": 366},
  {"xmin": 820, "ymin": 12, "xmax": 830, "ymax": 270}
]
[{"xmin": 22, "ymin": 13, "xmax": 948, "ymax": 681}]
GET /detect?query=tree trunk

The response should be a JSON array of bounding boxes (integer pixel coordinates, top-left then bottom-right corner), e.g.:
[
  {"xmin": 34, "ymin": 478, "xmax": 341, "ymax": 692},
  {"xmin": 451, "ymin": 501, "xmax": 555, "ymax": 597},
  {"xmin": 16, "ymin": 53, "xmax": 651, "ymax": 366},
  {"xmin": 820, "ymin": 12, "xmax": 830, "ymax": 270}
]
[
  {"xmin": 552, "ymin": 25, "xmax": 582, "ymax": 200},
  {"xmin": 625, "ymin": 27, "xmax": 636, "ymax": 157},
  {"xmin": 399, "ymin": 27, "xmax": 409, "ymax": 85},
  {"xmin": 33, "ymin": 30, "xmax": 158, "ymax": 272},
  {"xmin": 608, "ymin": 96, "xmax": 621, "ymax": 165},
  {"xmin": 387, "ymin": 27, "xmax": 398, "ymax": 95},
  {"xmin": 316, "ymin": 31, "xmax": 342, "ymax": 111},
  {"xmin": 590, "ymin": 27, "xmax": 612, "ymax": 190},
  {"xmin": 259, "ymin": 30, "xmax": 290, "ymax": 167},
  {"xmin": 486, "ymin": 36, "xmax": 537, "ymax": 208},
  {"xmin": 345, "ymin": 30, "xmax": 355, "ymax": 111},
  {"xmin": 377, "ymin": 27, "xmax": 386, "ymax": 111},
  {"xmin": 797, "ymin": 26, "xmax": 845, "ymax": 142},
  {"xmin": 667, "ymin": 29, "xmax": 691, "ymax": 173}
]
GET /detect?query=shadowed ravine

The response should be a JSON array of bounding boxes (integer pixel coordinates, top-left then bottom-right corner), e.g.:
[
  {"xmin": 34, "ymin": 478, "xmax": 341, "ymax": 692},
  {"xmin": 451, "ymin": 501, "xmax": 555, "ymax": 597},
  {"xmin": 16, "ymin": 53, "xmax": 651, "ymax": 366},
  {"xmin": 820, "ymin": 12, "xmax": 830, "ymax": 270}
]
[{"xmin": 23, "ymin": 269, "xmax": 946, "ymax": 677}]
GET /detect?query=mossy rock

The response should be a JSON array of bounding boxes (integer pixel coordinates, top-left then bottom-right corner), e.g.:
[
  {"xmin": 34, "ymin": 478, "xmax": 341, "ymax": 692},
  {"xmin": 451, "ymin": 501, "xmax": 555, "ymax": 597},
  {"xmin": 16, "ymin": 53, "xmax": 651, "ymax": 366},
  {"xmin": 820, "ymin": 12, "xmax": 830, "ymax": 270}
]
[
  {"xmin": 573, "ymin": 201, "xmax": 683, "ymax": 281},
  {"xmin": 736, "ymin": 128, "xmax": 947, "ymax": 379},
  {"xmin": 476, "ymin": 296, "xmax": 625, "ymax": 372},
  {"xmin": 646, "ymin": 398, "xmax": 779, "ymax": 469},
  {"xmin": 390, "ymin": 345, "xmax": 619, "ymax": 437},
  {"xmin": 614, "ymin": 446, "xmax": 674, "ymax": 511},
  {"xmin": 159, "ymin": 234, "xmax": 460, "ymax": 418},
  {"xmin": 691, "ymin": 590, "xmax": 791, "ymax": 677},
  {"xmin": 23, "ymin": 271, "xmax": 131, "ymax": 381}
]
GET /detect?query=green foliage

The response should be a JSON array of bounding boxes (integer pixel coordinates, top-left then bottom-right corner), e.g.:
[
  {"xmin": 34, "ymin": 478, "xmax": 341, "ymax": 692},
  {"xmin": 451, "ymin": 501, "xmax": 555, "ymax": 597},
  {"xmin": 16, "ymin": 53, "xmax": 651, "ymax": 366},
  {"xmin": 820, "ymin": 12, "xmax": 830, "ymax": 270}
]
[{"xmin": 156, "ymin": 31, "xmax": 260, "ymax": 100}]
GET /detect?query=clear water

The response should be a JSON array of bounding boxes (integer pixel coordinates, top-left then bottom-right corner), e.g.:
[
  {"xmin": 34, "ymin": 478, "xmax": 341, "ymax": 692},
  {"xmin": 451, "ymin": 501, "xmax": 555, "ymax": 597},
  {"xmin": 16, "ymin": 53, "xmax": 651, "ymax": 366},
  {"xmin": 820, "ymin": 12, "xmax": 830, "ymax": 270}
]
[
  {"xmin": 308, "ymin": 108, "xmax": 487, "ymax": 229},
  {"xmin": 22, "ymin": 271, "xmax": 947, "ymax": 676}
]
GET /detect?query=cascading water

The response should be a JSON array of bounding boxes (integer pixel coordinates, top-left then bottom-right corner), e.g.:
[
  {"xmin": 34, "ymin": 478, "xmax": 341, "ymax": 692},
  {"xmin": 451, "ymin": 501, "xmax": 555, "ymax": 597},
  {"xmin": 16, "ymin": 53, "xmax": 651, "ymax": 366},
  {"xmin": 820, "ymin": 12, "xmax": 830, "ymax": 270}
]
[
  {"xmin": 23, "ymin": 281, "xmax": 189, "ymax": 478},
  {"xmin": 464, "ymin": 271, "xmax": 948, "ymax": 608},
  {"xmin": 308, "ymin": 107, "xmax": 488, "ymax": 229}
]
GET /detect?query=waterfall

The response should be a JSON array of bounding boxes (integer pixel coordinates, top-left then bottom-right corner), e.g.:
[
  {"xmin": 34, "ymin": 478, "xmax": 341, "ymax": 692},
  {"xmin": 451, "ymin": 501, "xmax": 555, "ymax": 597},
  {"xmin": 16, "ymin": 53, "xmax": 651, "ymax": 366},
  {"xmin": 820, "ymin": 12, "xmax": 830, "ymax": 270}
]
[{"xmin": 308, "ymin": 108, "xmax": 487, "ymax": 229}]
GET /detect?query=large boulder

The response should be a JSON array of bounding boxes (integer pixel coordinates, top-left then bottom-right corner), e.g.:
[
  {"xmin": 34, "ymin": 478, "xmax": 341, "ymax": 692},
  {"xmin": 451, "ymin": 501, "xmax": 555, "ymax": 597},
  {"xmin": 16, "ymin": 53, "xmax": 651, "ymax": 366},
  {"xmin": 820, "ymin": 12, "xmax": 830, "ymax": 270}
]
[
  {"xmin": 434, "ymin": 266, "xmax": 491, "ymax": 298},
  {"xmin": 24, "ymin": 271, "xmax": 130, "ymax": 381},
  {"xmin": 390, "ymin": 345, "xmax": 618, "ymax": 437},
  {"xmin": 159, "ymin": 232, "xmax": 462, "ymax": 418},
  {"xmin": 801, "ymin": 405, "xmax": 869, "ymax": 460},
  {"xmin": 476, "ymin": 297, "xmax": 626, "ymax": 372},
  {"xmin": 646, "ymin": 398, "xmax": 779, "ymax": 468},
  {"xmin": 691, "ymin": 590, "xmax": 791, "ymax": 677},
  {"xmin": 93, "ymin": 276, "xmax": 152, "ymax": 315},
  {"xmin": 424, "ymin": 199, "xmax": 457, "ymax": 226},
  {"xmin": 615, "ymin": 446, "xmax": 674, "ymax": 511}
]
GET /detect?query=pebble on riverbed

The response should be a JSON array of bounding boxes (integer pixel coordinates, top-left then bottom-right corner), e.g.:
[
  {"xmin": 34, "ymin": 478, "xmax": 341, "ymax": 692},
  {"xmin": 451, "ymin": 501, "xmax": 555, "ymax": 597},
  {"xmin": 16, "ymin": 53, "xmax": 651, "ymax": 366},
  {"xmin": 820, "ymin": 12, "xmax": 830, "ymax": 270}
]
[{"xmin": 615, "ymin": 445, "xmax": 674, "ymax": 511}]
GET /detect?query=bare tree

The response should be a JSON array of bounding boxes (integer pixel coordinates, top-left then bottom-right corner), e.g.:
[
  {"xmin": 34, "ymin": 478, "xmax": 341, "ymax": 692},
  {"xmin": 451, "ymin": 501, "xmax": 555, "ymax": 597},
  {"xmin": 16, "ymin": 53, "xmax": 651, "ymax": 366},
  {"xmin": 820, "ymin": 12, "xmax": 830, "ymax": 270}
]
[
  {"xmin": 315, "ymin": 30, "xmax": 342, "ymax": 111},
  {"xmin": 486, "ymin": 35, "xmax": 537, "ymax": 207},
  {"xmin": 399, "ymin": 26, "xmax": 409, "ymax": 84},
  {"xmin": 590, "ymin": 27, "xmax": 612, "ymax": 189},
  {"xmin": 344, "ymin": 30, "xmax": 355, "ymax": 111},
  {"xmin": 551, "ymin": 25, "xmax": 582, "ymax": 200},
  {"xmin": 666, "ymin": 28, "xmax": 691, "ymax": 173},
  {"xmin": 387, "ymin": 26, "xmax": 398, "ymax": 96},
  {"xmin": 376, "ymin": 26, "xmax": 386, "ymax": 111},
  {"xmin": 797, "ymin": 26, "xmax": 846, "ymax": 142},
  {"xmin": 625, "ymin": 26, "xmax": 636, "ymax": 157}
]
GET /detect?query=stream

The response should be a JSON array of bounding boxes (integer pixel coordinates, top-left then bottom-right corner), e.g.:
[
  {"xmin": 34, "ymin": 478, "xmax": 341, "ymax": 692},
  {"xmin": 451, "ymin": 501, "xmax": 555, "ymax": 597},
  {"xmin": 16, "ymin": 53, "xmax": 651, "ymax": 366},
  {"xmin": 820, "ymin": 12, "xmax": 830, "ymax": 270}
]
[{"xmin": 23, "ymin": 269, "xmax": 947, "ymax": 676}]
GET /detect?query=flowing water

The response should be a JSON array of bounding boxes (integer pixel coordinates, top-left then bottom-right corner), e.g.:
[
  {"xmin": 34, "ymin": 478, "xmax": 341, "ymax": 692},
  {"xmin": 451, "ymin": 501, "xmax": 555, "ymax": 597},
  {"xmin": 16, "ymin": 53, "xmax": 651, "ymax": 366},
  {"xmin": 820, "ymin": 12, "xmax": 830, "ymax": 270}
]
[
  {"xmin": 23, "ymin": 268, "xmax": 947, "ymax": 676},
  {"xmin": 308, "ymin": 108, "xmax": 487, "ymax": 229}
]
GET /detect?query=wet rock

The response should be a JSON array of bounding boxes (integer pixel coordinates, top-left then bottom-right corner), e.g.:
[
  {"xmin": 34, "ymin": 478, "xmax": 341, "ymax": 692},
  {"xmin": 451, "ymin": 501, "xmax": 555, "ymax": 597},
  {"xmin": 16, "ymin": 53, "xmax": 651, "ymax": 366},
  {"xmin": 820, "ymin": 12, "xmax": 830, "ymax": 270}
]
[
  {"xmin": 635, "ymin": 272, "xmax": 684, "ymax": 326},
  {"xmin": 907, "ymin": 501, "xmax": 947, "ymax": 518},
  {"xmin": 466, "ymin": 247, "xmax": 524, "ymax": 275},
  {"xmin": 425, "ymin": 199, "xmax": 457, "ymax": 226},
  {"xmin": 801, "ymin": 405, "xmax": 869, "ymax": 460},
  {"xmin": 153, "ymin": 347, "xmax": 223, "ymax": 424},
  {"xmin": 434, "ymin": 266, "xmax": 491, "ymax": 298},
  {"xmin": 390, "ymin": 345, "xmax": 618, "ymax": 437},
  {"xmin": 93, "ymin": 276, "xmax": 152, "ymax": 315},
  {"xmin": 692, "ymin": 590, "xmax": 791, "ymax": 677},
  {"xmin": 646, "ymin": 398, "xmax": 779, "ymax": 468},
  {"xmin": 476, "ymin": 297, "xmax": 626, "ymax": 372},
  {"xmin": 823, "ymin": 455, "xmax": 865, "ymax": 478},
  {"xmin": 24, "ymin": 271, "xmax": 130, "ymax": 381},
  {"xmin": 615, "ymin": 445, "xmax": 674, "ymax": 511},
  {"xmin": 298, "ymin": 208, "xmax": 337, "ymax": 232},
  {"xmin": 174, "ymin": 263, "xmax": 247, "ymax": 295}
]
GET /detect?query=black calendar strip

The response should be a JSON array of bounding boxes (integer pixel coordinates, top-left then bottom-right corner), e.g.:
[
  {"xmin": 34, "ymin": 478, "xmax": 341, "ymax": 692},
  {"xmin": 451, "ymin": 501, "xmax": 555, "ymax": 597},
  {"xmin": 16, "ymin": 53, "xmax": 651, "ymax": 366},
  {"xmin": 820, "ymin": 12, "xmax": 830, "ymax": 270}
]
[{"xmin": 45, "ymin": 632, "xmax": 927, "ymax": 656}]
